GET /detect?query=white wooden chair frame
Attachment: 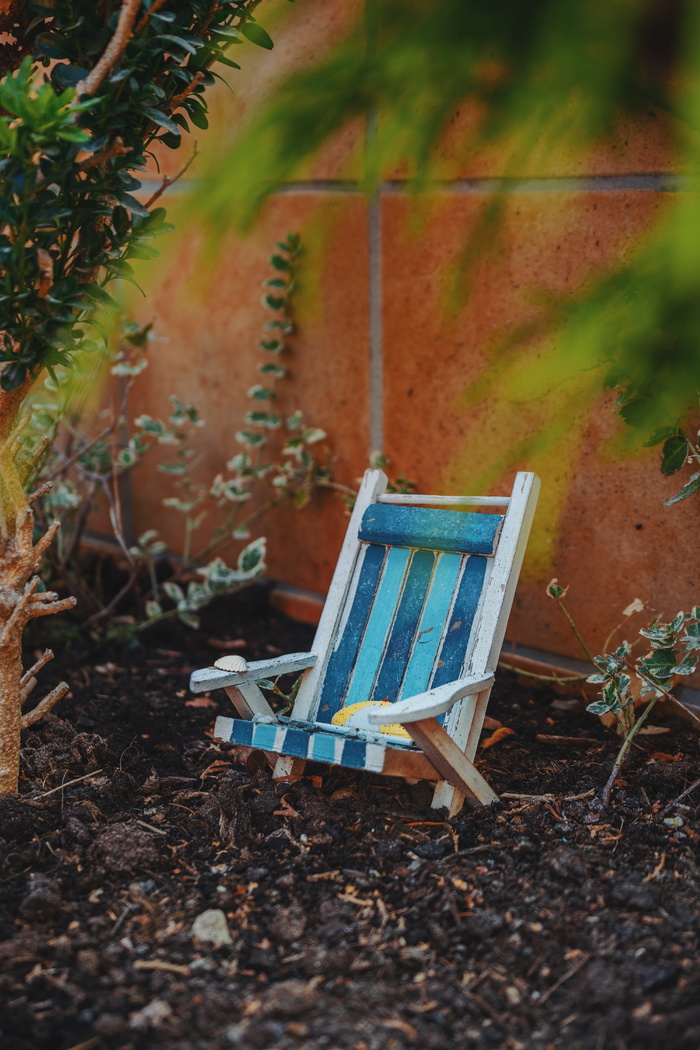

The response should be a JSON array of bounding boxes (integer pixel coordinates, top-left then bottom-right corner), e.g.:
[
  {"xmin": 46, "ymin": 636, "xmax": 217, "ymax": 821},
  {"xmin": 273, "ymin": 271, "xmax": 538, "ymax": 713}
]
[{"xmin": 191, "ymin": 469, "xmax": 539, "ymax": 816}]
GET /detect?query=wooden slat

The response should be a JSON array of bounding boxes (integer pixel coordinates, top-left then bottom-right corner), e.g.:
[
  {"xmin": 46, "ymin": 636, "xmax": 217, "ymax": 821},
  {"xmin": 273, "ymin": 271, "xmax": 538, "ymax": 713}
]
[
  {"xmin": 378, "ymin": 494, "xmax": 510, "ymax": 506},
  {"xmin": 406, "ymin": 717, "xmax": 499, "ymax": 806},
  {"xmin": 399, "ymin": 552, "xmax": 462, "ymax": 700},
  {"xmin": 315, "ymin": 543, "xmax": 387, "ymax": 724},
  {"xmin": 434, "ymin": 471, "xmax": 540, "ymax": 813},
  {"xmin": 224, "ymin": 683, "xmax": 275, "ymax": 721},
  {"xmin": 359, "ymin": 504, "xmax": 503, "ymax": 554},
  {"xmin": 466, "ymin": 472, "xmax": 541, "ymax": 677},
  {"xmin": 343, "ymin": 546, "xmax": 411, "ymax": 709},
  {"xmin": 370, "ymin": 550, "xmax": 435, "ymax": 703},
  {"xmin": 431, "ymin": 555, "xmax": 488, "ymax": 688},
  {"xmin": 190, "ymin": 652, "xmax": 316, "ymax": 694},
  {"xmin": 292, "ymin": 468, "xmax": 389, "ymax": 722}
]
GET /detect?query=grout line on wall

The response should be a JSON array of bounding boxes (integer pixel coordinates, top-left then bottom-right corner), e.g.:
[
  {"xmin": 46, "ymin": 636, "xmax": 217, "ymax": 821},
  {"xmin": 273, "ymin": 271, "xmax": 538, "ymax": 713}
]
[
  {"xmin": 366, "ymin": 110, "xmax": 384, "ymax": 455},
  {"xmin": 368, "ymin": 191, "xmax": 383, "ymax": 454},
  {"xmin": 382, "ymin": 174, "xmax": 685, "ymax": 194},
  {"xmin": 137, "ymin": 172, "xmax": 684, "ymax": 198}
]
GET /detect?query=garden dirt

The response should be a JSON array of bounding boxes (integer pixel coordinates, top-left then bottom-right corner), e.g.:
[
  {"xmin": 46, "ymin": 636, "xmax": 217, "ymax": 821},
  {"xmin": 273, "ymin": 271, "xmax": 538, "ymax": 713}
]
[{"xmin": 1, "ymin": 586, "xmax": 699, "ymax": 1050}]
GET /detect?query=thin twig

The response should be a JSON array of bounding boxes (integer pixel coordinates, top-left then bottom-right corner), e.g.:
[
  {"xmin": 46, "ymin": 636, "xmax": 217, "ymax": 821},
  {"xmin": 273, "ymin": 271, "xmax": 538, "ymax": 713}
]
[
  {"xmin": 33, "ymin": 518, "xmax": 62, "ymax": 560},
  {"xmin": 77, "ymin": 136, "xmax": 132, "ymax": 171},
  {"xmin": 83, "ymin": 563, "xmax": 139, "ymax": 627},
  {"xmin": 20, "ymin": 649, "xmax": 54, "ymax": 691},
  {"xmin": 21, "ymin": 681, "xmax": 70, "ymax": 729},
  {"xmin": 27, "ymin": 594, "xmax": 77, "ymax": 621},
  {"xmin": 539, "ymin": 953, "xmax": 591, "ymax": 1005},
  {"xmin": 75, "ymin": 0, "xmax": 143, "ymax": 99},
  {"xmin": 167, "ymin": 71, "xmax": 204, "ymax": 113},
  {"xmin": 497, "ymin": 660, "xmax": 589, "ymax": 686},
  {"xmin": 144, "ymin": 141, "xmax": 200, "ymax": 209},
  {"xmin": 660, "ymin": 775, "xmax": 700, "ymax": 817},
  {"xmin": 135, "ymin": 0, "xmax": 169, "ymax": 35},
  {"xmin": 34, "ymin": 768, "xmax": 103, "ymax": 799},
  {"xmin": 27, "ymin": 480, "xmax": 53, "ymax": 505}
]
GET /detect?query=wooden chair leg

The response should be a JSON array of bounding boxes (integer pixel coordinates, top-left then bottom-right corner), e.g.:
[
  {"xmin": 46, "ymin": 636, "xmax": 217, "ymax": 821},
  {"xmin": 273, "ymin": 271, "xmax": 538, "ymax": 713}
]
[
  {"xmin": 431, "ymin": 780, "xmax": 466, "ymax": 817},
  {"xmin": 224, "ymin": 683, "xmax": 276, "ymax": 720},
  {"xmin": 406, "ymin": 717, "xmax": 498, "ymax": 808},
  {"xmin": 273, "ymin": 755, "xmax": 306, "ymax": 779},
  {"xmin": 465, "ymin": 687, "xmax": 492, "ymax": 762}
]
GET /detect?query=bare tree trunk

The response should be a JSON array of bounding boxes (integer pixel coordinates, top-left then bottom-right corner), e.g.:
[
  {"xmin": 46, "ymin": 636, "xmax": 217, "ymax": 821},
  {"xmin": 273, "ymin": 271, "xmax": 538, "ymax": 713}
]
[
  {"xmin": 0, "ymin": 368, "xmax": 76, "ymax": 794},
  {"xmin": 0, "ymin": 641, "xmax": 23, "ymax": 794}
]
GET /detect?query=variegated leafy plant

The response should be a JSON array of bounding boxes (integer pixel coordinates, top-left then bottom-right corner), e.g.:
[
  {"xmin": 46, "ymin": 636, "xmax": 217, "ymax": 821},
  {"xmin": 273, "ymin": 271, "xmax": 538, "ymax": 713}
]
[
  {"xmin": 28, "ymin": 235, "xmax": 344, "ymax": 639},
  {"xmin": 547, "ymin": 580, "xmax": 700, "ymax": 803}
]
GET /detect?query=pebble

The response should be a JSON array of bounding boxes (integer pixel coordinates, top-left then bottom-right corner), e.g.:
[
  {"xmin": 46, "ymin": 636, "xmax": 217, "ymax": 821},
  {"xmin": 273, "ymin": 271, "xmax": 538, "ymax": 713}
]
[
  {"xmin": 129, "ymin": 999, "xmax": 173, "ymax": 1030},
  {"xmin": 192, "ymin": 908, "xmax": 233, "ymax": 947}
]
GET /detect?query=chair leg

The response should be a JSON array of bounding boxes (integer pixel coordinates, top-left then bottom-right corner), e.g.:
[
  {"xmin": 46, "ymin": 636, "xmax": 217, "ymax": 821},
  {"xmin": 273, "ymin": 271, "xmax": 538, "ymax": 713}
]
[
  {"xmin": 431, "ymin": 780, "xmax": 466, "ymax": 817},
  {"xmin": 406, "ymin": 717, "xmax": 499, "ymax": 808},
  {"xmin": 272, "ymin": 755, "xmax": 306, "ymax": 779},
  {"xmin": 465, "ymin": 687, "xmax": 493, "ymax": 762}
]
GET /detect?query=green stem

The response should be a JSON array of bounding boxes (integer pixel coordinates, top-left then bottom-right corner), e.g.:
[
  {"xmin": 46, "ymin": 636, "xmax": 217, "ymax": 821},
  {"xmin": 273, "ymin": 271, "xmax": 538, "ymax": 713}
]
[
  {"xmin": 602, "ymin": 694, "xmax": 658, "ymax": 806},
  {"xmin": 496, "ymin": 661, "xmax": 590, "ymax": 686},
  {"xmin": 556, "ymin": 598, "xmax": 596, "ymax": 664}
]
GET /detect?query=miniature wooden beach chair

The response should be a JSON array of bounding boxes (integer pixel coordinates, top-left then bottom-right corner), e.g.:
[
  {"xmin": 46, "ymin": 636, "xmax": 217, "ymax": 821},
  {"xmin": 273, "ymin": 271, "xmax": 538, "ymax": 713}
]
[{"xmin": 190, "ymin": 469, "xmax": 539, "ymax": 815}]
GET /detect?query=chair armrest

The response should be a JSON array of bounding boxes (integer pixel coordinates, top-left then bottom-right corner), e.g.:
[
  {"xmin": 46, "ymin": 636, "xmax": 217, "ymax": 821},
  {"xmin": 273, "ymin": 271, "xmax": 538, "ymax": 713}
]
[
  {"xmin": 190, "ymin": 652, "xmax": 317, "ymax": 694},
  {"xmin": 367, "ymin": 673, "xmax": 494, "ymax": 725}
]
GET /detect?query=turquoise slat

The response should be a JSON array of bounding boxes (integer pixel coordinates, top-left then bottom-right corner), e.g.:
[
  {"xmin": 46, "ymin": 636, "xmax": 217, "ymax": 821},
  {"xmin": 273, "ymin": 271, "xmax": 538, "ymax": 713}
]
[
  {"xmin": 342, "ymin": 546, "xmax": 412, "ymax": 709},
  {"xmin": 311, "ymin": 732, "xmax": 339, "ymax": 763},
  {"xmin": 316, "ymin": 543, "xmax": 387, "ymax": 723},
  {"xmin": 371, "ymin": 550, "xmax": 435, "ymax": 703},
  {"xmin": 399, "ymin": 552, "xmax": 463, "ymax": 700},
  {"xmin": 432, "ymin": 555, "xmax": 487, "ymax": 688},
  {"xmin": 224, "ymin": 719, "xmax": 394, "ymax": 772},
  {"xmin": 359, "ymin": 504, "xmax": 503, "ymax": 555},
  {"xmin": 252, "ymin": 723, "xmax": 279, "ymax": 751}
]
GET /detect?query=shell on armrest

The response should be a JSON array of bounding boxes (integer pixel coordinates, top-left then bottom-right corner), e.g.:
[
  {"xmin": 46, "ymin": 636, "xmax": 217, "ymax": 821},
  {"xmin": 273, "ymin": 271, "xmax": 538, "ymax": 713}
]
[{"xmin": 190, "ymin": 652, "xmax": 317, "ymax": 694}]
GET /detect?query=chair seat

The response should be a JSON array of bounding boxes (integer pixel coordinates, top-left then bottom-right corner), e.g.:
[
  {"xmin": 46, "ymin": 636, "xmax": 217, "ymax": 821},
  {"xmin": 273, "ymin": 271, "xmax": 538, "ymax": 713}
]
[{"xmin": 214, "ymin": 715, "xmax": 415, "ymax": 774}]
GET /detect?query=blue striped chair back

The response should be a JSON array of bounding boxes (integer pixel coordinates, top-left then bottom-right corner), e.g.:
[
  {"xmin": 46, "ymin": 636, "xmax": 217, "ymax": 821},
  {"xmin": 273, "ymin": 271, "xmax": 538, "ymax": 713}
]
[{"xmin": 315, "ymin": 503, "xmax": 504, "ymax": 724}]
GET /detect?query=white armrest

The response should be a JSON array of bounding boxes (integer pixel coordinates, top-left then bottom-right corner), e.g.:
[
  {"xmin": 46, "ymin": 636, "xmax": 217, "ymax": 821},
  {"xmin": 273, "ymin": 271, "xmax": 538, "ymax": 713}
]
[
  {"xmin": 367, "ymin": 673, "xmax": 494, "ymax": 725},
  {"xmin": 190, "ymin": 652, "xmax": 317, "ymax": 694}
]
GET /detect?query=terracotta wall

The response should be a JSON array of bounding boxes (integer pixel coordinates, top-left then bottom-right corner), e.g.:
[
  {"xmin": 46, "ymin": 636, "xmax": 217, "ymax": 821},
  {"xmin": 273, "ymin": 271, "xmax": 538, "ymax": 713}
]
[{"xmin": 126, "ymin": 0, "xmax": 698, "ymax": 686}]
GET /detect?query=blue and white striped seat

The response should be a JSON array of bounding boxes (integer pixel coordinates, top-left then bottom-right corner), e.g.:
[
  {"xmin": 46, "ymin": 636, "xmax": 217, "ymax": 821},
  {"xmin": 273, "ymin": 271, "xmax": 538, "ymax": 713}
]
[{"xmin": 191, "ymin": 469, "xmax": 539, "ymax": 815}]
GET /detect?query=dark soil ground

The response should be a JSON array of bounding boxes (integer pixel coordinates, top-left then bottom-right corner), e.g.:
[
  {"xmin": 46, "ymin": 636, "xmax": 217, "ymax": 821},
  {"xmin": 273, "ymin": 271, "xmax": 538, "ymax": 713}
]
[{"xmin": 1, "ymin": 585, "xmax": 700, "ymax": 1050}]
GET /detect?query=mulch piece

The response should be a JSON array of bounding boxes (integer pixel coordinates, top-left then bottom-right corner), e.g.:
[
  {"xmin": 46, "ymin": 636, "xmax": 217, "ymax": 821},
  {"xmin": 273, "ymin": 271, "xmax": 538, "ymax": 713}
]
[{"xmin": 1, "ymin": 585, "xmax": 699, "ymax": 1050}]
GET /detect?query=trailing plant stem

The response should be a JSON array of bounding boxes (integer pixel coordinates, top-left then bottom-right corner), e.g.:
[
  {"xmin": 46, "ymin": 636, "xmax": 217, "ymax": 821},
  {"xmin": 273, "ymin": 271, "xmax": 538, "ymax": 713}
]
[
  {"xmin": 602, "ymin": 694, "xmax": 658, "ymax": 806},
  {"xmin": 556, "ymin": 598, "xmax": 596, "ymax": 664}
]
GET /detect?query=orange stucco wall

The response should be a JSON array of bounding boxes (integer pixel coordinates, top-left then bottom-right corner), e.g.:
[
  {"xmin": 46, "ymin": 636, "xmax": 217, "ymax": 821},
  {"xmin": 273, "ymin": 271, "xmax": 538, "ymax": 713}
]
[{"xmin": 124, "ymin": 0, "xmax": 698, "ymax": 671}]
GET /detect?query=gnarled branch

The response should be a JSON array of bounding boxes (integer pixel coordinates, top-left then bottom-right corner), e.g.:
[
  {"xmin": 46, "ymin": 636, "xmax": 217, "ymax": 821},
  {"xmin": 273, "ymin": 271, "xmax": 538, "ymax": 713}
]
[
  {"xmin": 78, "ymin": 136, "xmax": 132, "ymax": 171},
  {"xmin": 21, "ymin": 648, "xmax": 54, "ymax": 698},
  {"xmin": 75, "ymin": 0, "xmax": 143, "ymax": 99},
  {"xmin": 21, "ymin": 681, "xmax": 70, "ymax": 730}
]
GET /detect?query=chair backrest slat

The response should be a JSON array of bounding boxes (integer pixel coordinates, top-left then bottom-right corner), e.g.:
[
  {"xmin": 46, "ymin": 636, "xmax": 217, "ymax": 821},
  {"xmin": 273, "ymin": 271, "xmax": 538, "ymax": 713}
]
[
  {"xmin": 370, "ymin": 549, "xmax": 436, "ymax": 703},
  {"xmin": 431, "ymin": 554, "xmax": 488, "ymax": 688},
  {"xmin": 398, "ymin": 551, "xmax": 463, "ymax": 700},
  {"xmin": 341, "ymin": 546, "xmax": 411, "ymax": 711},
  {"xmin": 359, "ymin": 504, "xmax": 503, "ymax": 555},
  {"xmin": 316, "ymin": 542, "xmax": 387, "ymax": 724}
]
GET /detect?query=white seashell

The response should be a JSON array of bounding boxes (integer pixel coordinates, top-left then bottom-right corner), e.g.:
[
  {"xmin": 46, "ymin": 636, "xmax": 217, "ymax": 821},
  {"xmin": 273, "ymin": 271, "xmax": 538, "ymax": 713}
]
[{"xmin": 213, "ymin": 655, "xmax": 248, "ymax": 673}]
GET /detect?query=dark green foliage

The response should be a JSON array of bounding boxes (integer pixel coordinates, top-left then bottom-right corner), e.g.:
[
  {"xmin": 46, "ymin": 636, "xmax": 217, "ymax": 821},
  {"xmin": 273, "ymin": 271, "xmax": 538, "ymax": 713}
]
[{"xmin": 0, "ymin": 0, "xmax": 281, "ymax": 391}]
